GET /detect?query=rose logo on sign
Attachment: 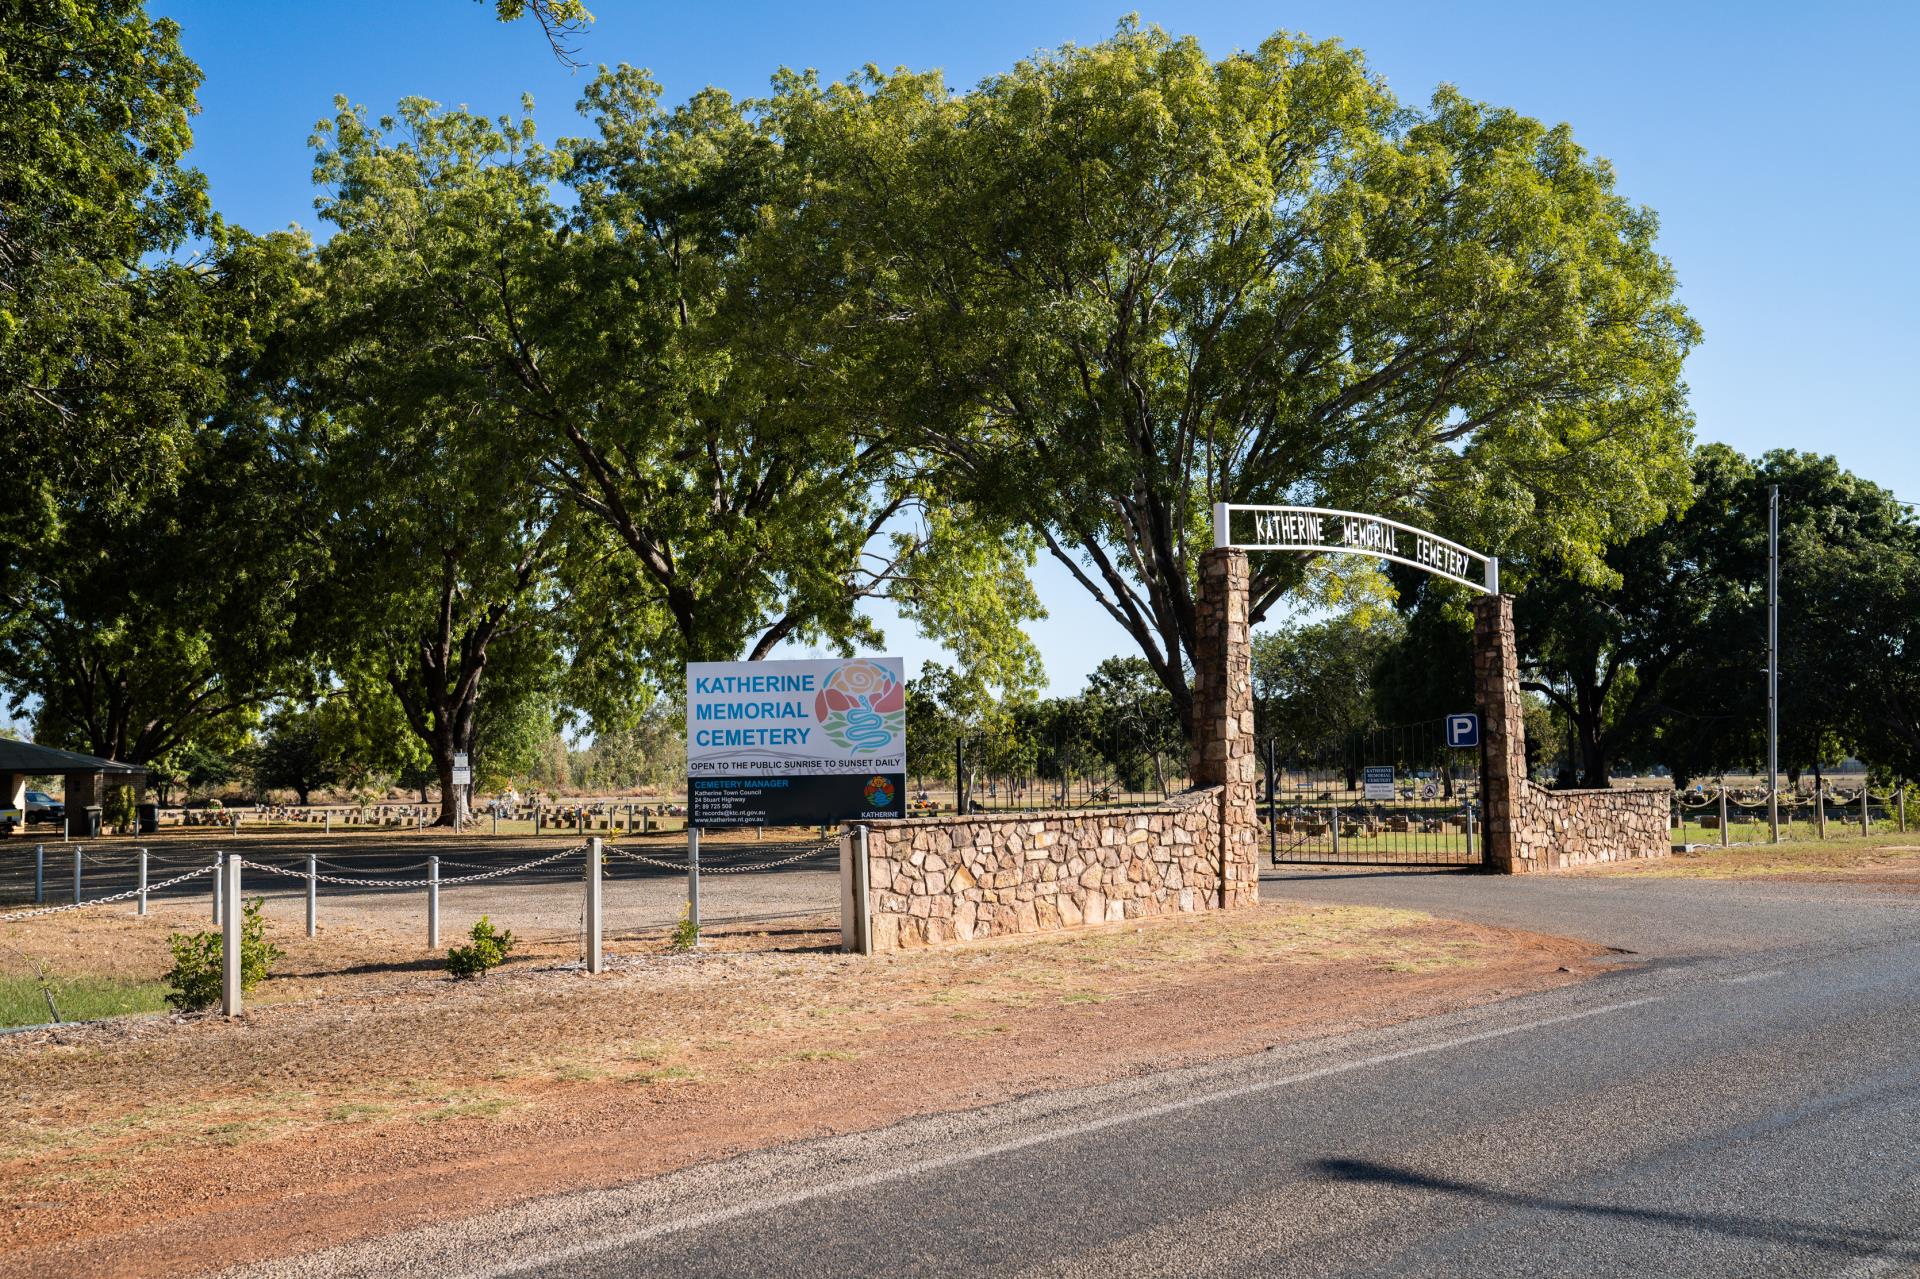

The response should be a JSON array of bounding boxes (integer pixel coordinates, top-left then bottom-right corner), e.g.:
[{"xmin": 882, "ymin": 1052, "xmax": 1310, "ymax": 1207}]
[{"xmin": 814, "ymin": 660, "xmax": 905, "ymax": 753}]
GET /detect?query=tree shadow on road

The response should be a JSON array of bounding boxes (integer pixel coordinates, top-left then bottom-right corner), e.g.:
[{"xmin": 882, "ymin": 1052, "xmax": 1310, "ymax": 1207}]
[{"xmin": 1314, "ymin": 1157, "xmax": 1919, "ymax": 1262}]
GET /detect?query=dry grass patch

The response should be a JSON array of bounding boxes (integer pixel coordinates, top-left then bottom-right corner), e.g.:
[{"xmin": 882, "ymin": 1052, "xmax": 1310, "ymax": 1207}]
[{"xmin": 0, "ymin": 899, "xmax": 1604, "ymax": 1276}]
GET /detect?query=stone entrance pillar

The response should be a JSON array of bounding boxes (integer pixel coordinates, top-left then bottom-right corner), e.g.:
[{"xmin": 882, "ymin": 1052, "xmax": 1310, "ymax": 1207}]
[
  {"xmin": 1191, "ymin": 548, "xmax": 1259, "ymax": 906},
  {"xmin": 1473, "ymin": 594, "xmax": 1529, "ymax": 873}
]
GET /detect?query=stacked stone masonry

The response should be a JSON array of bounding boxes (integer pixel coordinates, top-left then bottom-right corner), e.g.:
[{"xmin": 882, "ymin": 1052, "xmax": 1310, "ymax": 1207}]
[
  {"xmin": 845, "ymin": 546, "xmax": 1263, "ymax": 953},
  {"xmin": 855, "ymin": 787, "xmax": 1255, "ymax": 950},
  {"xmin": 1508, "ymin": 783, "xmax": 1671, "ymax": 870},
  {"xmin": 1473, "ymin": 593, "xmax": 1669, "ymax": 871},
  {"xmin": 1189, "ymin": 548, "xmax": 1262, "ymax": 902}
]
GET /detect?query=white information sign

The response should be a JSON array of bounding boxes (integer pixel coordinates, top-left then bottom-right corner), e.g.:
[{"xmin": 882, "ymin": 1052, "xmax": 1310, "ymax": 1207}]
[
  {"xmin": 451, "ymin": 752, "xmax": 471, "ymax": 785},
  {"xmin": 1363, "ymin": 766, "xmax": 1396, "ymax": 801},
  {"xmin": 686, "ymin": 657, "xmax": 906, "ymax": 777}
]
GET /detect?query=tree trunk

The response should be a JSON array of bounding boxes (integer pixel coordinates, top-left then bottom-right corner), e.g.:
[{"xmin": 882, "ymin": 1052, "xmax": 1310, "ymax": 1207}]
[{"xmin": 1578, "ymin": 723, "xmax": 1611, "ymax": 789}]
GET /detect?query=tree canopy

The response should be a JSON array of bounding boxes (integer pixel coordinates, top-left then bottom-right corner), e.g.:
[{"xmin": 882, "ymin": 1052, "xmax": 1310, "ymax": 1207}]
[{"xmin": 773, "ymin": 20, "xmax": 1699, "ymax": 734}]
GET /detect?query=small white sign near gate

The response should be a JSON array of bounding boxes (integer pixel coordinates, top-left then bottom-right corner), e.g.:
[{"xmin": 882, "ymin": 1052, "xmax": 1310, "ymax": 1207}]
[
  {"xmin": 451, "ymin": 753, "xmax": 472, "ymax": 785},
  {"xmin": 1363, "ymin": 766, "xmax": 1395, "ymax": 801}
]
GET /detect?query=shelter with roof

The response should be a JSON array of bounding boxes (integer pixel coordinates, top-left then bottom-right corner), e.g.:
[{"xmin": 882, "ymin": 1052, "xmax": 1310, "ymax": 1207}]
[{"xmin": 0, "ymin": 740, "xmax": 146, "ymax": 836}]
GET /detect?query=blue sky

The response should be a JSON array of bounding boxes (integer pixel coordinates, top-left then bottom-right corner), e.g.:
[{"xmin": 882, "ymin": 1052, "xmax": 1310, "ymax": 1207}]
[{"xmin": 157, "ymin": 0, "xmax": 1919, "ymax": 695}]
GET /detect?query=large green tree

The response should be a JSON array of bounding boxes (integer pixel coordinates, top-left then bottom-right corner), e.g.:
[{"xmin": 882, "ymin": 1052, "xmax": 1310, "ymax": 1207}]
[
  {"xmin": 0, "ymin": 0, "xmax": 214, "ymax": 509},
  {"xmin": 0, "ymin": 231, "xmax": 315, "ymax": 764},
  {"xmin": 305, "ymin": 87, "xmax": 1042, "ymax": 714},
  {"xmin": 1507, "ymin": 446, "xmax": 1920, "ymax": 787},
  {"xmin": 776, "ymin": 21, "xmax": 1699, "ymax": 734}
]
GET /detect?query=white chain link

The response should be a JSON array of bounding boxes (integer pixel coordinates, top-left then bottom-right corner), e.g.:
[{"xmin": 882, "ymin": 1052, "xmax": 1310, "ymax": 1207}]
[
  {"xmin": 243, "ymin": 844, "xmax": 586, "ymax": 889},
  {"xmin": 604, "ymin": 841, "xmax": 837, "ymax": 875},
  {"xmin": 0, "ymin": 863, "xmax": 218, "ymax": 921}
]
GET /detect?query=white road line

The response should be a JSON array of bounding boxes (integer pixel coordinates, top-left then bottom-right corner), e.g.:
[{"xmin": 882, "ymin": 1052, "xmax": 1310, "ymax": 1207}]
[
  {"xmin": 1719, "ymin": 969, "xmax": 1787, "ymax": 985},
  {"xmin": 467, "ymin": 993, "xmax": 1668, "ymax": 1279}
]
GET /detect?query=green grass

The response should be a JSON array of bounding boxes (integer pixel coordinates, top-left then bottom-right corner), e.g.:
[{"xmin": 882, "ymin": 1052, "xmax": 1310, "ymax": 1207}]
[
  {"xmin": 0, "ymin": 973, "xmax": 170, "ymax": 1028},
  {"xmin": 1673, "ymin": 815, "xmax": 1909, "ymax": 845}
]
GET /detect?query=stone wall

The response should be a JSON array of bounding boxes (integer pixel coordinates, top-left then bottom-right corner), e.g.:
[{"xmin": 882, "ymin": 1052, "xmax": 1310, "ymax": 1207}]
[
  {"xmin": 1474, "ymin": 594, "xmax": 1670, "ymax": 872},
  {"xmin": 848, "ymin": 787, "xmax": 1237, "ymax": 950},
  {"xmin": 1510, "ymin": 783, "xmax": 1671, "ymax": 871}
]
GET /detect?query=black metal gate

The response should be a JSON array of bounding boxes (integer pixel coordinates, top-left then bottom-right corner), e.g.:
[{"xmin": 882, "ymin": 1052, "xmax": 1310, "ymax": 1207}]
[{"xmin": 1259, "ymin": 718, "xmax": 1485, "ymax": 867}]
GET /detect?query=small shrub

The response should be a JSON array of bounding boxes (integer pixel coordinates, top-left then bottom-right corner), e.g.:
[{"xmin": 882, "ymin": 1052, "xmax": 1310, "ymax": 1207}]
[
  {"xmin": 446, "ymin": 915, "xmax": 516, "ymax": 978},
  {"xmin": 165, "ymin": 898, "xmax": 283, "ymax": 1011},
  {"xmin": 104, "ymin": 785, "xmax": 138, "ymax": 834},
  {"xmin": 669, "ymin": 901, "xmax": 699, "ymax": 952}
]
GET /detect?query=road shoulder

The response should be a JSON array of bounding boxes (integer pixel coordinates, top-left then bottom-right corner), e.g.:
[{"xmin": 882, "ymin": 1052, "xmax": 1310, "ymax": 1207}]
[{"xmin": 1, "ymin": 901, "xmax": 1601, "ymax": 1278}]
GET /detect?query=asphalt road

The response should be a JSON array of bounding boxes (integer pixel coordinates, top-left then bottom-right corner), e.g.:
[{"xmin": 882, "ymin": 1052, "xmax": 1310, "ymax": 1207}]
[{"xmin": 232, "ymin": 873, "xmax": 1920, "ymax": 1279}]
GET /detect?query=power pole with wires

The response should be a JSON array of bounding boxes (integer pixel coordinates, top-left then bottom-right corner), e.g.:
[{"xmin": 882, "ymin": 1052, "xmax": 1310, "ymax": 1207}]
[{"xmin": 1768, "ymin": 484, "xmax": 1781, "ymax": 844}]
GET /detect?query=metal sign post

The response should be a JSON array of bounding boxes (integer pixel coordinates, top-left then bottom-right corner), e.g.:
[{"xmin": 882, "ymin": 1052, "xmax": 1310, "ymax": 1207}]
[{"xmin": 687, "ymin": 824, "xmax": 702, "ymax": 937}]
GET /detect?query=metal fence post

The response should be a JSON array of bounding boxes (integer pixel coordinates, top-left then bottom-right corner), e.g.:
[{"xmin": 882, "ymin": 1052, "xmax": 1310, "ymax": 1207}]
[
  {"xmin": 1817, "ymin": 784, "xmax": 1827, "ymax": 839},
  {"xmin": 853, "ymin": 825, "xmax": 873, "ymax": 956},
  {"xmin": 1901, "ymin": 786, "xmax": 1909, "ymax": 834},
  {"xmin": 427, "ymin": 855, "xmax": 440, "ymax": 949},
  {"xmin": 687, "ymin": 825, "xmax": 701, "ymax": 936},
  {"xmin": 72, "ymin": 845, "xmax": 82, "ymax": 904},
  {"xmin": 1330, "ymin": 807, "xmax": 1340, "ymax": 857},
  {"xmin": 586, "ymin": 837, "xmax": 604, "ymax": 973},
  {"xmin": 1263, "ymin": 739, "xmax": 1277, "ymax": 866},
  {"xmin": 221, "ymin": 854, "xmax": 242, "ymax": 1016},
  {"xmin": 33, "ymin": 845, "xmax": 44, "ymax": 905},
  {"xmin": 1862, "ymin": 787, "xmax": 1870, "ymax": 836},
  {"xmin": 137, "ymin": 848, "xmax": 148, "ymax": 916},
  {"xmin": 212, "ymin": 850, "xmax": 223, "ymax": 922},
  {"xmin": 1718, "ymin": 789, "xmax": 1729, "ymax": 847},
  {"xmin": 306, "ymin": 853, "xmax": 318, "ymax": 937}
]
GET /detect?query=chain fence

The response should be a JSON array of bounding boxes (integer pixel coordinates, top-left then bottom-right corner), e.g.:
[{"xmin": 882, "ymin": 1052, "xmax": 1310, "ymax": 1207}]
[
  {"xmin": 1668, "ymin": 779, "xmax": 1912, "ymax": 849},
  {"xmin": 0, "ymin": 830, "xmax": 850, "ymax": 1029},
  {"xmin": 0, "ymin": 863, "xmax": 218, "ymax": 923},
  {"xmin": 605, "ymin": 838, "xmax": 839, "ymax": 875}
]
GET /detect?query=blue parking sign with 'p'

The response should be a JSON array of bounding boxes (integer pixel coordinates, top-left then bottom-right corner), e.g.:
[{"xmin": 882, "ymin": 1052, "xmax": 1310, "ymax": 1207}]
[{"xmin": 1447, "ymin": 713, "xmax": 1480, "ymax": 748}]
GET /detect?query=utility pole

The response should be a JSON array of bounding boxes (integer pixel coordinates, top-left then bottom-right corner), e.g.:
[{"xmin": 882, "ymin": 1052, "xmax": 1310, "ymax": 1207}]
[{"xmin": 1768, "ymin": 484, "xmax": 1781, "ymax": 845}]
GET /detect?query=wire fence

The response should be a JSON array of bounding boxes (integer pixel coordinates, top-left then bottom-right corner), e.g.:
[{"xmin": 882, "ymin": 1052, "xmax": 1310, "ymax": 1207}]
[
  {"xmin": 139, "ymin": 798, "xmax": 693, "ymax": 838},
  {"xmin": 924, "ymin": 716, "xmax": 1189, "ymax": 817}
]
